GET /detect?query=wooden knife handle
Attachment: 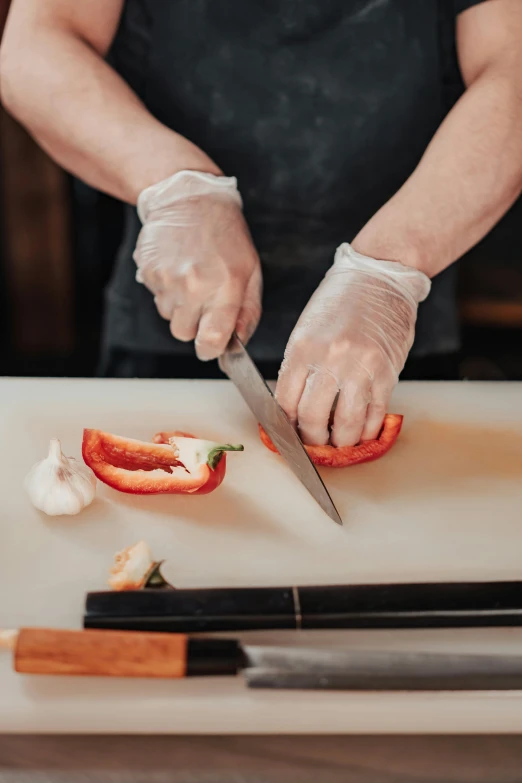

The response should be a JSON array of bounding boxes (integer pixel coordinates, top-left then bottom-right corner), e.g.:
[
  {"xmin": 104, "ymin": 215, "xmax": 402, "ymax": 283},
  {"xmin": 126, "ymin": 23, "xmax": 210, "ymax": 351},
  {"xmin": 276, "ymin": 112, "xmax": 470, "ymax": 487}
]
[{"xmin": 14, "ymin": 628, "xmax": 188, "ymax": 678}]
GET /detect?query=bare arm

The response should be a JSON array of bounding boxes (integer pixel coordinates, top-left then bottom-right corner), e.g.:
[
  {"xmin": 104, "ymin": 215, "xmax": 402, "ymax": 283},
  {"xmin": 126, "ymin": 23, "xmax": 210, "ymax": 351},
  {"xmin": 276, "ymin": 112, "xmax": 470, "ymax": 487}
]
[
  {"xmin": 0, "ymin": 0, "xmax": 221, "ymax": 204},
  {"xmin": 351, "ymin": 0, "xmax": 522, "ymax": 278}
]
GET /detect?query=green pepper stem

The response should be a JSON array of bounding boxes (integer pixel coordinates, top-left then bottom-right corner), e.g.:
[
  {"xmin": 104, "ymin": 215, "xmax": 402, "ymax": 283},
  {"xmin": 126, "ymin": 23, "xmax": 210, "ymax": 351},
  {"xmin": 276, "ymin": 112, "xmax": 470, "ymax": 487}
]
[
  {"xmin": 143, "ymin": 561, "xmax": 172, "ymax": 590},
  {"xmin": 207, "ymin": 444, "xmax": 244, "ymax": 470}
]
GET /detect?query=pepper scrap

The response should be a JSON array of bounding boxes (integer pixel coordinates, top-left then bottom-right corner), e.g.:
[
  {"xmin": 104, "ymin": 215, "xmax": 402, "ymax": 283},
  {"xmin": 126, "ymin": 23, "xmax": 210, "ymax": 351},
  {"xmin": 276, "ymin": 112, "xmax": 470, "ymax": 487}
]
[
  {"xmin": 82, "ymin": 430, "xmax": 243, "ymax": 495},
  {"xmin": 259, "ymin": 414, "xmax": 403, "ymax": 468}
]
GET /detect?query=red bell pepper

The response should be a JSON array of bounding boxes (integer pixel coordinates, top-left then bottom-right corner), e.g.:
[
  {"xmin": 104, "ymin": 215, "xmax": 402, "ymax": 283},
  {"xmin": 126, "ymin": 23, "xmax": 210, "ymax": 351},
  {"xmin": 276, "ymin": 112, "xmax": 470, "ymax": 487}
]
[
  {"xmin": 82, "ymin": 429, "xmax": 243, "ymax": 495},
  {"xmin": 259, "ymin": 414, "xmax": 403, "ymax": 467}
]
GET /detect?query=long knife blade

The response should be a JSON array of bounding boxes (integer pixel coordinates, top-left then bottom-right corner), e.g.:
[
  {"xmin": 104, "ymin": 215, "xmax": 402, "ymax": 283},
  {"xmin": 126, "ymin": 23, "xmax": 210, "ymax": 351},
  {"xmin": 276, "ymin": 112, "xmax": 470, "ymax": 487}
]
[
  {"xmin": 219, "ymin": 334, "xmax": 342, "ymax": 525},
  {"xmin": 244, "ymin": 648, "xmax": 522, "ymax": 691}
]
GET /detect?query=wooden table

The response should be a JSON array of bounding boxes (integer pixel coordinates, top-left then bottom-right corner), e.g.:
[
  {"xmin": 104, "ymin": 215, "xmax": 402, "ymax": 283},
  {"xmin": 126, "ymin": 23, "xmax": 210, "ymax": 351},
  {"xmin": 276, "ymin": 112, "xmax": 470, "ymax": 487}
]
[{"xmin": 2, "ymin": 735, "xmax": 522, "ymax": 782}]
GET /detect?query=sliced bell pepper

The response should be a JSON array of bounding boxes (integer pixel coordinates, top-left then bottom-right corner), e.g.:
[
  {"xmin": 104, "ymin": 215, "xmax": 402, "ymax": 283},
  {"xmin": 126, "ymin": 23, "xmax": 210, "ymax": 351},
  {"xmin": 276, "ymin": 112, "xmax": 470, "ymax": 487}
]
[
  {"xmin": 82, "ymin": 429, "xmax": 243, "ymax": 495},
  {"xmin": 259, "ymin": 414, "xmax": 403, "ymax": 468}
]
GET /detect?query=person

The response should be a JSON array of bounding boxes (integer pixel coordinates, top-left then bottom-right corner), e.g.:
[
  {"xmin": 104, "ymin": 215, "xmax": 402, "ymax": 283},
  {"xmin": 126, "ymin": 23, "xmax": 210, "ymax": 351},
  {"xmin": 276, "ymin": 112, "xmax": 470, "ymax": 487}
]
[{"xmin": 1, "ymin": 0, "xmax": 521, "ymax": 448}]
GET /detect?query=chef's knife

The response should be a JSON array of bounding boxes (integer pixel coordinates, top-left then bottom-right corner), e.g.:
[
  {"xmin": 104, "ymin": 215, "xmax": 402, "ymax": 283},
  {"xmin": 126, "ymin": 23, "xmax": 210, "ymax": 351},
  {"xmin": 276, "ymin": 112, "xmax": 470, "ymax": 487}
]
[
  {"xmin": 246, "ymin": 649, "xmax": 522, "ymax": 691},
  {"xmin": 219, "ymin": 333, "xmax": 342, "ymax": 525},
  {"xmin": 84, "ymin": 579, "xmax": 522, "ymax": 633},
  {"xmin": 6, "ymin": 629, "xmax": 522, "ymax": 691}
]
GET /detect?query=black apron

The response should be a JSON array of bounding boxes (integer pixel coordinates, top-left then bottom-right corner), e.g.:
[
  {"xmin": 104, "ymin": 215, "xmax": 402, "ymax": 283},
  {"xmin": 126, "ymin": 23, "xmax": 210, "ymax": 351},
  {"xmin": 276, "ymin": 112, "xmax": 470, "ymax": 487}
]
[{"xmin": 103, "ymin": 0, "xmax": 485, "ymax": 363}]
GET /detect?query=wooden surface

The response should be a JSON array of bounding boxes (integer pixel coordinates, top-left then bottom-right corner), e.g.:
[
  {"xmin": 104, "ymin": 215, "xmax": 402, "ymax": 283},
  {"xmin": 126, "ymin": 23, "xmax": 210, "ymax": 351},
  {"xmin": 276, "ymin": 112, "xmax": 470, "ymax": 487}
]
[
  {"xmin": 2, "ymin": 379, "xmax": 522, "ymax": 733},
  {"xmin": 14, "ymin": 629, "xmax": 188, "ymax": 678},
  {"xmin": 460, "ymin": 299, "xmax": 522, "ymax": 327},
  {"xmin": 0, "ymin": 111, "xmax": 73, "ymax": 355},
  {"xmin": 2, "ymin": 735, "xmax": 522, "ymax": 782}
]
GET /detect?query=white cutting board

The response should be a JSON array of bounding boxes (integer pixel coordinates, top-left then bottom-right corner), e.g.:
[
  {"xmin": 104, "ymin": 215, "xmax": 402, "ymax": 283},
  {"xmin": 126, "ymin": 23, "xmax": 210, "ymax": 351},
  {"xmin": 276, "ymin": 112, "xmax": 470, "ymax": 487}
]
[{"xmin": 1, "ymin": 378, "xmax": 522, "ymax": 734}]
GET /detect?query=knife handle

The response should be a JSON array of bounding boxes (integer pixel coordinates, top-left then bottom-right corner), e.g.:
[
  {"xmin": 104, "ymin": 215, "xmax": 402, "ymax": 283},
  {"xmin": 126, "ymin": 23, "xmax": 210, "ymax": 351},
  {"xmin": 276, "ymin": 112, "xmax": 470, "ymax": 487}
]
[{"xmin": 13, "ymin": 628, "xmax": 242, "ymax": 678}]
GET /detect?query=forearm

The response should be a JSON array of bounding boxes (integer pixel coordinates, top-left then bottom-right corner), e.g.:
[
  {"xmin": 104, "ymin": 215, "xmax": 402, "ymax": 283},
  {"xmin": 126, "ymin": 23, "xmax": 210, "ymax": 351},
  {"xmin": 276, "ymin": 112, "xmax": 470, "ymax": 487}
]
[
  {"xmin": 352, "ymin": 59, "xmax": 522, "ymax": 277},
  {"xmin": 0, "ymin": 27, "xmax": 221, "ymax": 203}
]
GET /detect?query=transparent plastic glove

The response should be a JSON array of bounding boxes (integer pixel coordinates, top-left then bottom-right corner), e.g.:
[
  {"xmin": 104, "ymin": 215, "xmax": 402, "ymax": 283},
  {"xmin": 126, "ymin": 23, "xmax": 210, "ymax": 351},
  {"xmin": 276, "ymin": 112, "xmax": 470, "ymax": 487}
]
[
  {"xmin": 276, "ymin": 243, "xmax": 431, "ymax": 447},
  {"xmin": 134, "ymin": 170, "xmax": 262, "ymax": 360}
]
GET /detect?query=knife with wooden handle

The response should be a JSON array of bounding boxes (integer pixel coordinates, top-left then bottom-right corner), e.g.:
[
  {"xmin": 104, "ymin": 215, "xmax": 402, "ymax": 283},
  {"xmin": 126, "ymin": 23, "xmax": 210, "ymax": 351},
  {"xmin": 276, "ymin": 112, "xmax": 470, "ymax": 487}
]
[
  {"xmin": 219, "ymin": 333, "xmax": 342, "ymax": 525},
  {"xmin": 5, "ymin": 629, "xmax": 522, "ymax": 691},
  {"xmin": 1, "ymin": 629, "xmax": 242, "ymax": 678}
]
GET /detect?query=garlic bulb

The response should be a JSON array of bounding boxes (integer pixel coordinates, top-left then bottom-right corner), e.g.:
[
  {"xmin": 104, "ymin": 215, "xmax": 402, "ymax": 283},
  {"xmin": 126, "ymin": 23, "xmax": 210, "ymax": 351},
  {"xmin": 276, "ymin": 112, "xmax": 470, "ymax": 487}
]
[{"xmin": 25, "ymin": 438, "xmax": 96, "ymax": 516}]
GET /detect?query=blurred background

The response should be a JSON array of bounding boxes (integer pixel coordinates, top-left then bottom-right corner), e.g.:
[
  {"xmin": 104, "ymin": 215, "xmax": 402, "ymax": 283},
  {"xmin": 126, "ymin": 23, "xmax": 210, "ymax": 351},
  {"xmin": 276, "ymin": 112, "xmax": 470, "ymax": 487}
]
[{"xmin": 0, "ymin": 3, "xmax": 521, "ymax": 381}]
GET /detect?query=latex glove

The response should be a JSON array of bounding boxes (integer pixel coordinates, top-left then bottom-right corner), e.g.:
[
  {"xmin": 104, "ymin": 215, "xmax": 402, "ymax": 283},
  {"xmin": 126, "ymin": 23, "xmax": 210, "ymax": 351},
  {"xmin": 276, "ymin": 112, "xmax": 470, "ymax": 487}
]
[
  {"xmin": 134, "ymin": 170, "xmax": 262, "ymax": 360},
  {"xmin": 276, "ymin": 243, "xmax": 431, "ymax": 447}
]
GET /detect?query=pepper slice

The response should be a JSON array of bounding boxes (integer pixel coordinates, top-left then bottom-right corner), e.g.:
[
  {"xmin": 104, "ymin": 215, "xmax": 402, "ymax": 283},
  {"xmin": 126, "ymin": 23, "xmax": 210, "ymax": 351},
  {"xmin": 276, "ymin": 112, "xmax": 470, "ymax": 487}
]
[
  {"xmin": 82, "ymin": 429, "xmax": 243, "ymax": 495},
  {"xmin": 259, "ymin": 414, "xmax": 403, "ymax": 468}
]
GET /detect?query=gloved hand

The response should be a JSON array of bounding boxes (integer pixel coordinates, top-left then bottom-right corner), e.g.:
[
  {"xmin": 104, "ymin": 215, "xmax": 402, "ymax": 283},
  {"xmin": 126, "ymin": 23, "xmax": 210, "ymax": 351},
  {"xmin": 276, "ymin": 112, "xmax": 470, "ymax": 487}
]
[
  {"xmin": 276, "ymin": 243, "xmax": 431, "ymax": 447},
  {"xmin": 134, "ymin": 170, "xmax": 262, "ymax": 360}
]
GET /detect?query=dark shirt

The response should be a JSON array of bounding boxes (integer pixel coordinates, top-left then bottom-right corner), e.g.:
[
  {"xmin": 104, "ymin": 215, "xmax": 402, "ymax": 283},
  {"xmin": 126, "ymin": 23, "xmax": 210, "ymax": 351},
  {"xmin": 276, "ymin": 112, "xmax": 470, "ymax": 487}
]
[{"xmin": 104, "ymin": 0, "xmax": 505, "ymax": 363}]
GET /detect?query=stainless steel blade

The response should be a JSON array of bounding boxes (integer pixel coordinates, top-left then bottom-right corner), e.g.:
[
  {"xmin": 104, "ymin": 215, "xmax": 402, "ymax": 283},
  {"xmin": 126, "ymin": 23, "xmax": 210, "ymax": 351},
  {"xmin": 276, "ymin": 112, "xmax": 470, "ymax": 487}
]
[
  {"xmin": 219, "ymin": 334, "xmax": 342, "ymax": 525},
  {"xmin": 243, "ymin": 648, "xmax": 522, "ymax": 691},
  {"xmin": 246, "ymin": 667, "xmax": 522, "ymax": 691}
]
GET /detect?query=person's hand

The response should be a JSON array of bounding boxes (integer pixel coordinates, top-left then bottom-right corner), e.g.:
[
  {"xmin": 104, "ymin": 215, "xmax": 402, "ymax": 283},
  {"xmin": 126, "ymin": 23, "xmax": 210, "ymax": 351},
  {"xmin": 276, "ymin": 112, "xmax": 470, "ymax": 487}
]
[
  {"xmin": 276, "ymin": 243, "xmax": 431, "ymax": 447},
  {"xmin": 134, "ymin": 170, "xmax": 262, "ymax": 360}
]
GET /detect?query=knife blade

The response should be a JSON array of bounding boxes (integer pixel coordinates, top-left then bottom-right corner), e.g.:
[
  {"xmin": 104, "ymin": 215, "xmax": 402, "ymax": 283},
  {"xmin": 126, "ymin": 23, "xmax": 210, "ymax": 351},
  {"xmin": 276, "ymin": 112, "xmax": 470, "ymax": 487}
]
[
  {"xmin": 219, "ymin": 334, "xmax": 342, "ymax": 525},
  {"xmin": 246, "ymin": 649, "xmax": 522, "ymax": 691}
]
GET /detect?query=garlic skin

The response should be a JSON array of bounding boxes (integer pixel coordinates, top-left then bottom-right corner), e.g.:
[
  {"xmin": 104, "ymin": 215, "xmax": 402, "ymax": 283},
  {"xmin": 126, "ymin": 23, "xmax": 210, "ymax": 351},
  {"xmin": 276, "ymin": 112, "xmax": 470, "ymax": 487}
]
[
  {"xmin": 109, "ymin": 540, "xmax": 153, "ymax": 591},
  {"xmin": 25, "ymin": 438, "xmax": 96, "ymax": 516}
]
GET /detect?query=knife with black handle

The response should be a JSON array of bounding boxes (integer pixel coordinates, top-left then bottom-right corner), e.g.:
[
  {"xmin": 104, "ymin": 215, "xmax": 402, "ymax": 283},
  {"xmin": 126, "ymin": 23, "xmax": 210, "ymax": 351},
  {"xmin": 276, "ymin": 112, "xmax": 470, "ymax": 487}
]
[
  {"xmin": 85, "ymin": 580, "xmax": 522, "ymax": 633},
  {"xmin": 219, "ymin": 333, "xmax": 342, "ymax": 525}
]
